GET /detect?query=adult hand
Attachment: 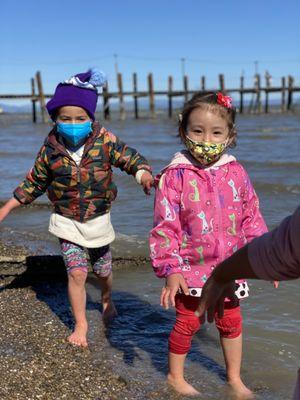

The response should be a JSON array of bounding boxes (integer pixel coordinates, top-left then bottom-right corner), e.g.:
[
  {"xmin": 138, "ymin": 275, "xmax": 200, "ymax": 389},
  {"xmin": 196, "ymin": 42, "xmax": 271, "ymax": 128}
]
[
  {"xmin": 160, "ymin": 273, "xmax": 189, "ymax": 310},
  {"xmin": 140, "ymin": 171, "xmax": 154, "ymax": 195},
  {"xmin": 195, "ymin": 275, "xmax": 236, "ymax": 322}
]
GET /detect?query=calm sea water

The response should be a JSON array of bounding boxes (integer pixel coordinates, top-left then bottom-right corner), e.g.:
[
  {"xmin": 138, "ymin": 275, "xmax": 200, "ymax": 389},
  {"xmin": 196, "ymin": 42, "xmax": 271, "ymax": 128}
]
[{"xmin": 0, "ymin": 112, "xmax": 299, "ymax": 399}]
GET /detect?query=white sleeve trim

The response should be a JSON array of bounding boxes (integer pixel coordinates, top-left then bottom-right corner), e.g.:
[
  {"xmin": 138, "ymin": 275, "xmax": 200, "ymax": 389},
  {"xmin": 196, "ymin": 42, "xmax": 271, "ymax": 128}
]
[{"xmin": 135, "ymin": 169, "xmax": 146, "ymax": 185}]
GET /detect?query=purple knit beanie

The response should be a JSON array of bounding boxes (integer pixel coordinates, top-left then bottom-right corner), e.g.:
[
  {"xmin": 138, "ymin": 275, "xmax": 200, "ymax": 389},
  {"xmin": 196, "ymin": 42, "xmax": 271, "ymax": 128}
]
[{"xmin": 46, "ymin": 69, "xmax": 107, "ymax": 120}]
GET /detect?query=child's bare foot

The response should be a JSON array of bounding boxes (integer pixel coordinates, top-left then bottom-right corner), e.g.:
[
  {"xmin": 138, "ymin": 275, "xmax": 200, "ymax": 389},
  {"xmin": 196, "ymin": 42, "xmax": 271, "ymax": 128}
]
[
  {"xmin": 102, "ymin": 298, "xmax": 117, "ymax": 326},
  {"xmin": 228, "ymin": 378, "xmax": 254, "ymax": 399},
  {"xmin": 67, "ymin": 322, "xmax": 88, "ymax": 347},
  {"xmin": 167, "ymin": 373, "xmax": 200, "ymax": 396}
]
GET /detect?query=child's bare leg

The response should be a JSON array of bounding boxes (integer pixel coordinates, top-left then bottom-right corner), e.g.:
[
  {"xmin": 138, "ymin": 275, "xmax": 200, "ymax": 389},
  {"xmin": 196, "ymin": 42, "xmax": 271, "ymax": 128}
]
[
  {"xmin": 168, "ymin": 352, "xmax": 199, "ymax": 396},
  {"xmin": 220, "ymin": 334, "xmax": 254, "ymax": 399},
  {"xmin": 67, "ymin": 269, "xmax": 88, "ymax": 347},
  {"xmin": 168, "ymin": 295, "xmax": 201, "ymax": 396},
  {"xmin": 91, "ymin": 245, "xmax": 117, "ymax": 325},
  {"xmin": 96, "ymin": 272, "xmax": 117, "ymax": 325}
]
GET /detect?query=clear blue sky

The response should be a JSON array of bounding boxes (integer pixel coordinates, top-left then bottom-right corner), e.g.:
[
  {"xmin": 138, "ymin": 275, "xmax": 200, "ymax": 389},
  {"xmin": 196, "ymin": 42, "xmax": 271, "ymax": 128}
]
[{"xmin": 1, "ymin": 0, "xmax": 300, "ymax": 95}]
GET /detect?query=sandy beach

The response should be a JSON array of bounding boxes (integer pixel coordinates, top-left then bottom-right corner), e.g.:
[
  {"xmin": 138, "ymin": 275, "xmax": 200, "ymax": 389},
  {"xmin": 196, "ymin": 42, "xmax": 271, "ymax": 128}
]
[{"xmin": 0, "ymin": 241, "xmax": 171, "ymax": 400}]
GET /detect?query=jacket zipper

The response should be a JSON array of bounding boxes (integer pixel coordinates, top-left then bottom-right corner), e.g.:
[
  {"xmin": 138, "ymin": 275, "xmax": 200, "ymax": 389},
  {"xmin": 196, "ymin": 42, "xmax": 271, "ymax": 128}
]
[
  {"xmin": 59, "ymin": 150, "xmax": 85, "ymax": 223},
  {"xmin": 210, "ymin": 171, "xmax": 225, "ymax": 263},
  {"xmin": 76, "ymin": 165, "xmax": 85, "ymax": 223}
]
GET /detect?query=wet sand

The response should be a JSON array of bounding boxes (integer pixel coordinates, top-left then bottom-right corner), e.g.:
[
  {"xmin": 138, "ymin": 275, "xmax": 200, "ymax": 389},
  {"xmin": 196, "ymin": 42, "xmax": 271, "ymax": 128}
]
[
  {"xmin": 0, "ymin": 242, "xmax": 171, "ymax": 400},
  {"xmin": 0, "ymin": 240, "xmax": 126, "ymax": 400},
  {"xmin": 0, "ymin": 286, "xmax": 128, "ymax": 400}
]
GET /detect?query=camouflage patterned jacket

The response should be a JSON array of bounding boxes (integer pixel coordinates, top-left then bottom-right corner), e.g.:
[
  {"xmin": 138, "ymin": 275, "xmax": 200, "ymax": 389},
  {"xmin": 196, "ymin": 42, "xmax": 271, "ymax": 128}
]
[{"xmin": 13, "ymin": 122, "xmax": 152, "ymax": 222}]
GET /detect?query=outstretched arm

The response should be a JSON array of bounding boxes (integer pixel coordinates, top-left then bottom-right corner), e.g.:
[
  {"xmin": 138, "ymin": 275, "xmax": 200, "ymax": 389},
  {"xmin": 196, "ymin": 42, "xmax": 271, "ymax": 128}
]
[
  {"xmin": 108, "ymin": 131, "xmax": 151, "ymax": 171},
  {"xmin": 150, "ymin": 170, "xmax": 189, "ymax": 308},
  {"xmin": 13, "ymin": 144, "xmax": 52, "ymax": 204},
  {"xmin": 0, "ymin": 197, "xmax": 22, "ymax": 222}
]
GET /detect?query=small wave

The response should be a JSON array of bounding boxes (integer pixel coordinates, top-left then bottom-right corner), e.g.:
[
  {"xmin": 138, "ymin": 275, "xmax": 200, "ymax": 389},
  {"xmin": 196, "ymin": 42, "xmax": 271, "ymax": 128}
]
[
  {"xmin": 242, "ymin": 134, "xmax": 282, "ymax": 140},
  {"xmin": 0, "ymin": 226, "xmax": 50, "ymax": 241},
  {"xmin": 240, "ymin": 159, "xmax": 300, "ymax": 168},
  {"xmin": 0, "ymin": 151, "xmax": 34, "ymax": 157},
  {"xmin": 254, "ymin": 182, "xmax": 300, "ymax": 194},
  {"xmin": 115, "ymin": 232, "xmax": 146, "ymax": 245},
  {"xmin": 241, "ymin": 126, "xmax": 298, "ymax": 134}
]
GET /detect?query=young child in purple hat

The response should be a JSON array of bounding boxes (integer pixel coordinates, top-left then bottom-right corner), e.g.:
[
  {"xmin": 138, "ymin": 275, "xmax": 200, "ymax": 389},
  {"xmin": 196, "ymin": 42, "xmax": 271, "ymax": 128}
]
[{"xmin": 0, "ymin": 69, "xmax": 153, "ymax": 347}]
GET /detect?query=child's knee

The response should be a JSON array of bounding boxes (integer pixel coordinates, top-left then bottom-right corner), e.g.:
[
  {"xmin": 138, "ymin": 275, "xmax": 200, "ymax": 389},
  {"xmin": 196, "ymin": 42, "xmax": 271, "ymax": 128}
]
[
  {"xmin": 169, "ymin": 317, "xmax": 201, "ymax": 354},
  {"xmin": 215, "ymin": 306, "xmax": 242, "ymax": 339},
  {"xmin": 68, "ymin": 268, "xmax": 88, "ymax": 284}
]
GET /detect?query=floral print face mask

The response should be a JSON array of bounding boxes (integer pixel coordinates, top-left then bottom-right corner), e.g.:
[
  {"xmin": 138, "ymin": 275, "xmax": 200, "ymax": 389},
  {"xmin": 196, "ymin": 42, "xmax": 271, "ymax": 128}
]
[{"xmin": 185, "ymin": 136, "xmax": 229, "ymax": 166}]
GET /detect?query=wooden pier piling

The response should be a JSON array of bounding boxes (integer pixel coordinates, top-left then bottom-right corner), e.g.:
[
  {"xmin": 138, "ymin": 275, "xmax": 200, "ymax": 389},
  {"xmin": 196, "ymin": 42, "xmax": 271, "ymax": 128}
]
[
  {"xmin": 219, "ymin": 74, "xmax": 225, "ymax": 92},
  {"xmin": 35, "ymin": 71, "xmax": 47, "ymax": 123},
  {"xmin": 265, "ymin": 73, "xmax": 271, "ymax": 114},
  {"xmin": 287, "ymin": 75, "xmax": 294, "ymax": 111},
  {"xmin": 254, "ymin": 74, "xmax": 262, "ymax": 113},
  {"xmin": 281, "ymin": 77, "xmax": 286, "ymax": 112},
  {"xmin": 1, "ymin": 71, "xmax": 299, "ymax": 122},
  {"xmin": 102, "ymin": 83, "xmax": 110, "ymax": 120},
  {"xmin": 31, "ymin": 78, "xmax": 37, "ymax": 123},
  {"xmin": 168, "ymin": 76, "xmax": 173, "ymax": 118},
  {"xmin": 183, "ymin": 75, "xmax": 189, "ymax": 102},
  {"xmin": 148, "ymin": 73, "xmax": 155, "ymax": 118},
  {"xmin": 239, "ymin": 75, "xmax": 244, "ymax": 114},
  {"xmin": 117, "ymin": 73, "xmax": 125, "ymax": 120},
  {"xmin": 133, "ymin": 73, "xmax": 139, "ymax": 119}
]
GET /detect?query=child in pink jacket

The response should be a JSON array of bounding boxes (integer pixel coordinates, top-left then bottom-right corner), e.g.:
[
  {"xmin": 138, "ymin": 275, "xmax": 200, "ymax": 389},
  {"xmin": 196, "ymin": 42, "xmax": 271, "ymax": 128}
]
[{"xmin": 149, "ymin": 92, "xmax": 267, "ymax": 398}]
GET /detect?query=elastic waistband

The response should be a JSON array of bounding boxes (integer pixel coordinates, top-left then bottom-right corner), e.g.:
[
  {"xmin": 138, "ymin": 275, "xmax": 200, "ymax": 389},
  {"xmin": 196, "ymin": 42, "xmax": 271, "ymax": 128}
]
[{"xmin": 178, "ymin": 282, "xmax": 249, "ymax": 300}]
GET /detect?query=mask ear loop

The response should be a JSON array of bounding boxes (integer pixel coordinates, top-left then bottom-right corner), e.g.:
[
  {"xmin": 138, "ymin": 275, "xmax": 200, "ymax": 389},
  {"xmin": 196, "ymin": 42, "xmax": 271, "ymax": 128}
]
[
  {"xmin": 223, "ymin": 137, "xmax": 230, "ymax": 147},
  {"xmin": 226, "ymin": 124, "xmax": 236, "ymax": 148},
  {"xmin": 185, "ymin": 136, "xmax": 199, "ymax": 145}
]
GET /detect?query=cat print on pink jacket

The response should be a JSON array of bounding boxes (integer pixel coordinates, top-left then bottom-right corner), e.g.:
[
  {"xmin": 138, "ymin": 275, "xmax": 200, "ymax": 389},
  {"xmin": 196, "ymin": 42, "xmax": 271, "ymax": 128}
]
[{"xmin": 150, "ymin": 150, "xmax": 267, "ymax": 289}]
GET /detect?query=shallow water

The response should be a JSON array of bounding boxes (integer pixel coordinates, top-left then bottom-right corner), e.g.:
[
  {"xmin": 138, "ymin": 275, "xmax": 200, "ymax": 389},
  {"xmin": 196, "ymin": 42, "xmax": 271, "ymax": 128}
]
[
  {"xmin": 84, "ymin": 268, "xmax": 298, "ymax": 400},
  {"xmin": 0, "ymin": 112, "xmax": 299, "ymax": 398},
  {"xmin": 0, "ymin": 112, "xmax": 299, "ymax": 253}
]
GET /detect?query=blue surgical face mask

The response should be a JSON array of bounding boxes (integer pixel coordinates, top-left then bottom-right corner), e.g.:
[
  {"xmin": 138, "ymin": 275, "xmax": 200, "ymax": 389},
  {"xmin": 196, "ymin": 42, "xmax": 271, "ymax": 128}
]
[{"xmin": 57, "ymin": 121, "xmax": 92, "ymax": 146}]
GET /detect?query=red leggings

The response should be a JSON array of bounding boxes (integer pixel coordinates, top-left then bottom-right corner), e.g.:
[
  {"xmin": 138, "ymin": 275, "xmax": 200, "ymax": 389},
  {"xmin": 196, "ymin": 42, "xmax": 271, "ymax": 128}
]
[{"xmin": 169, "ymin": 294, "xmax": 242, "ymax": 354}]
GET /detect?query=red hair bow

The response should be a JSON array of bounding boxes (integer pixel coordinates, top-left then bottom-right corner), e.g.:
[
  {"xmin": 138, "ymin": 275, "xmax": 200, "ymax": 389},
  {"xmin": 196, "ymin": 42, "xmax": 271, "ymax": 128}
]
[{"xmin": 216, "ymin": 92, "xmax": 233, "ymax": 109}]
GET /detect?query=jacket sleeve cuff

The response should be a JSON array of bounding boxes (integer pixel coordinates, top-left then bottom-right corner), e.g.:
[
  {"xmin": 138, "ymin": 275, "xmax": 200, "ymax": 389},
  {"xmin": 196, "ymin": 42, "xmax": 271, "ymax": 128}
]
[
  {"xmin": 133, "ymin": 163, "xmax": 152, "ymax": 176},
  {"xmin": 135, "ymin": 169, "xmax": 148, "ymax": 184},
  {"xmin": 165, "ymin": 266, "xmax": 183, "ymax": 277},
  {"xmin": 13, "ymin": 188, "xmax": 33, "ymax": 205}
]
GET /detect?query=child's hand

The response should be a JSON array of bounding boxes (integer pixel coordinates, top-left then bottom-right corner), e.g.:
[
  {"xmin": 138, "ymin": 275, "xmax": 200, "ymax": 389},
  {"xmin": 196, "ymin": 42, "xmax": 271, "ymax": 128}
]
[
  {"xmin": 160, "ymin": 273, "xmax": 189, "ymax": 310},
  {"xmin": 140, "ymin": 171, "xmax": 154, "ymax": 195},
  {"xmin": 0, "ymin": 205, "xmax": 11, "ymax": 223},
  {"xmin": 0, "ymin": 198, "xmax": 21, "ymax": 223}
]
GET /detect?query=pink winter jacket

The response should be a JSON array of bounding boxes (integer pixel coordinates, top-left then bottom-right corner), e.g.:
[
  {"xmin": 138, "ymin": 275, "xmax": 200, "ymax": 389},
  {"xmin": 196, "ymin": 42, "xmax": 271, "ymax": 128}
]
[{"xmin": 149, "ymin": 151, "xmax": 268, "ymax": 288}]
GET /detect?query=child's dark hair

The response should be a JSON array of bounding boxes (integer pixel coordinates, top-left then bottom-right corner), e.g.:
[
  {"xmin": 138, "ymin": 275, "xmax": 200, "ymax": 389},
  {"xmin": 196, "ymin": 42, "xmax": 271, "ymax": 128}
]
[{"xmin": 178, "ymin": 92, "xmax": 237, "ymax": 148}]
